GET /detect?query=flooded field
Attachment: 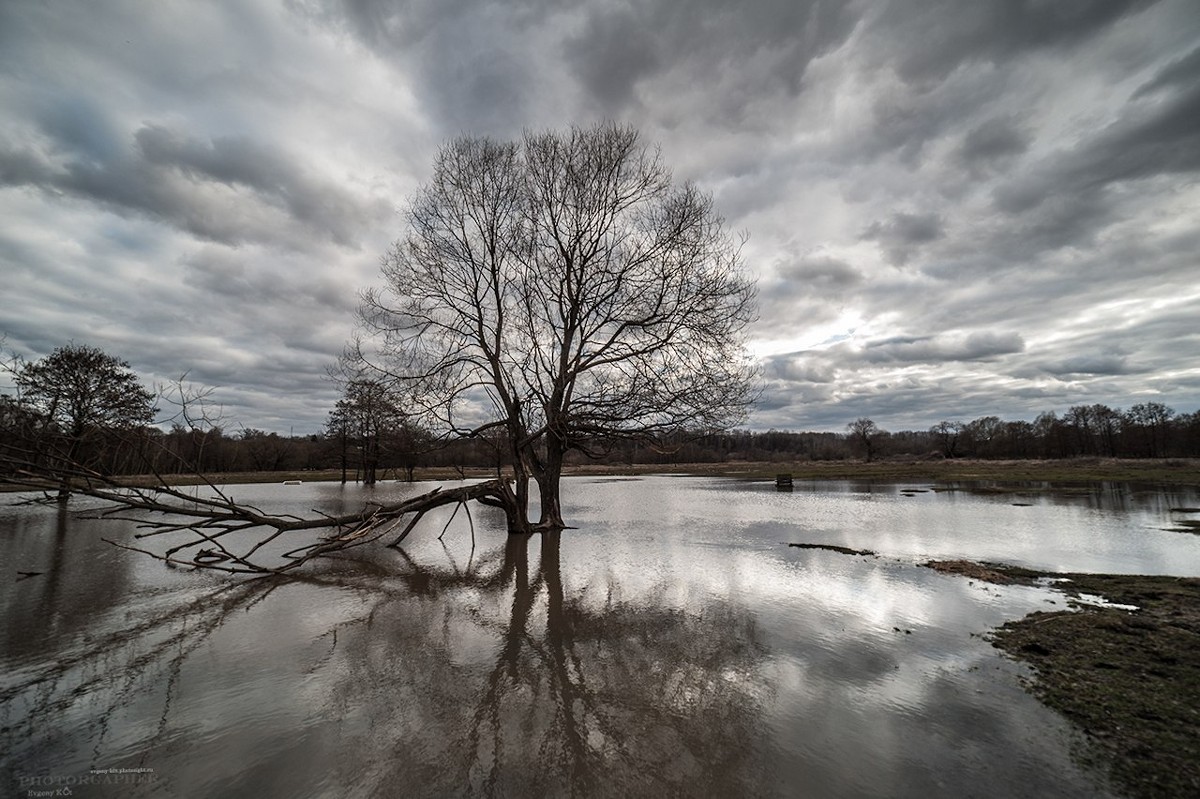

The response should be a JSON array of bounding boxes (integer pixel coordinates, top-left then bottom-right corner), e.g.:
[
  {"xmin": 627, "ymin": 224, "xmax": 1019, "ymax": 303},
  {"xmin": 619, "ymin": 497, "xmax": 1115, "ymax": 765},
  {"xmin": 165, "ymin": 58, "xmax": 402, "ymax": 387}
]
[{"xmin": 3, "ymin": 476, "xmax": 1198, "ymax": 797}]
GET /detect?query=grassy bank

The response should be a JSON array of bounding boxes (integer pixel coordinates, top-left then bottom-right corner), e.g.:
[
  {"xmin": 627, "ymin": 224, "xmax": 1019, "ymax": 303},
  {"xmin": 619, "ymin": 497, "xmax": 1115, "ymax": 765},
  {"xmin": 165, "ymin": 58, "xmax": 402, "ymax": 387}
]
[
  {"xmin": 928, "ymin": 562, "xmax": 1200, "ymax": 799},
  {"xmin": 563, "ymin": 457, "xmax": 1200, "ymax": 486},
  {"xmin": 4, "ymin": 457, "xmax": 1200, "ymax": 493}
]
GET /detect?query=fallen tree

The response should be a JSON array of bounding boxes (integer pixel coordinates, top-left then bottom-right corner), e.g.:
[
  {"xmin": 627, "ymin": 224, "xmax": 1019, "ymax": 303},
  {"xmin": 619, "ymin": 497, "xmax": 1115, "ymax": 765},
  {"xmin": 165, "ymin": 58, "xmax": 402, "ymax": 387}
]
[{"xmin": 2, "ymin": 443, "xmax": 518, "ymax": 574}]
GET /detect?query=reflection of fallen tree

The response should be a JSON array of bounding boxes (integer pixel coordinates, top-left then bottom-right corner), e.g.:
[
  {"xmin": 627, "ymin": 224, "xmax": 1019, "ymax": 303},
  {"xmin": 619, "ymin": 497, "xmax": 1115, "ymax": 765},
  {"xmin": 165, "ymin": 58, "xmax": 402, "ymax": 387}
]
[
  {"xmin": 2, "ymin": 445, "xmax": 518, "ymax": 572},
  {"xmin": 0, "ymin": 578, "xmax": 286, "ymax": 773}
]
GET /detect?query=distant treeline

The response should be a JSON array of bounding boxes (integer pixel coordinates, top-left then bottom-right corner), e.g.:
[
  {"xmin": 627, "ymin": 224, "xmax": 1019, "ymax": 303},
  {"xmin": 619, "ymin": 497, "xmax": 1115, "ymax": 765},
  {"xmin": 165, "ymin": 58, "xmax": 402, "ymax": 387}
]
[
  {"xmin": 5, "ymin": 400, "xmax": 1198, "ymax": 481},
  {"xmin": 691, "ymin": 403, "xmax": 1199, "ymax": 463}
]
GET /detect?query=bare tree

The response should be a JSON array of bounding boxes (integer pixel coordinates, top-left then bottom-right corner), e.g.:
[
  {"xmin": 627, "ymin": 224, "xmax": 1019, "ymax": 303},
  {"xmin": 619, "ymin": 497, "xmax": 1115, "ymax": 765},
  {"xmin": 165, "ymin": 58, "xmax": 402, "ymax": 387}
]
[
  {"xmin": 153, "ymin": 372, "xmax": 227, "ymax": 473},
  {"xmin": 1124, "ymin": 402, "xmax": 1174, "ymax": 458},
  {"xmin": 929, "ymin": 420, "xmax": 964, "ymax": 458},
  {"xmin": 965, "ymin": 415, "xmax": 1004, "ymax": 457},
  {"xmin": 325, "ymin": 378, "xmax": 414, "ymax": 485},
  {"xmin": 847, "ymin": 417, "xmax": 882, "ymax": 462},
  {"xmin": 354, "ymin": 122, "xmax": 757, "ymax": 530}
]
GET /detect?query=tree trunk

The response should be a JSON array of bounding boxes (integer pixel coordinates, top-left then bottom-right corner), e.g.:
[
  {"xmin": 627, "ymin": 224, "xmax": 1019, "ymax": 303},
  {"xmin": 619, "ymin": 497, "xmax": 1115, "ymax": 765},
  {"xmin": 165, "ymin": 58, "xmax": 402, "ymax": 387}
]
[
  {"xmin": 57, "ymin": 433, "xmax": 83, "ymax": 500},
  {"xmin": 504, "ymin": 445, "xmax": 534, "ymax": 535},
  {"xmin": 339, "ymin": 431, "xmax": 348, "ymax": 484},
  {"xmin": 535, "ymin": 433, "xmax": 566, "ymax": 530}
]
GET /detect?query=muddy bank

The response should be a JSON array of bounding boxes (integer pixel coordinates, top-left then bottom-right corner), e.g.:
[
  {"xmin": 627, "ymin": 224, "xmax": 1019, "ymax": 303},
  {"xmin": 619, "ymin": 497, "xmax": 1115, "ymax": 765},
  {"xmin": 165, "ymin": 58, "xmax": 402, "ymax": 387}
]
[
  {"xmin": 929, "ymin": 561, "xmax": 1200, "ymax": 799},
  {"xmin": 788, "ymin": 542, "xmax": 876, "ymax": 556}
]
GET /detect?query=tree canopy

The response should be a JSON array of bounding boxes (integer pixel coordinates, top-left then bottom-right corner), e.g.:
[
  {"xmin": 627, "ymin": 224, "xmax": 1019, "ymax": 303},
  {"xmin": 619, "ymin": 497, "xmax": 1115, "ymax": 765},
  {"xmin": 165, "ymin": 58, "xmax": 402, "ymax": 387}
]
[
  {"xmin": 14, "ymin": 343, "xmax": 156, "ymax": 438},
  {"xmin": 4, "ymin": 343, "xmax": 156, "ymax": 495},
  {"xmin": 354, "ymin": 122, "xmax": 757, "ymax": 530}
]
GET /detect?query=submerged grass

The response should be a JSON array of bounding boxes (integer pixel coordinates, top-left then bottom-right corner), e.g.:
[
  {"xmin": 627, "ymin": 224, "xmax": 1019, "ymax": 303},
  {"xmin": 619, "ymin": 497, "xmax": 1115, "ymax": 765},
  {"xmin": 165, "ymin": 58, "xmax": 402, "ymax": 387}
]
[{"xmin": 930, "ymin": 562, "xmax": 1200, "ymax": 799}]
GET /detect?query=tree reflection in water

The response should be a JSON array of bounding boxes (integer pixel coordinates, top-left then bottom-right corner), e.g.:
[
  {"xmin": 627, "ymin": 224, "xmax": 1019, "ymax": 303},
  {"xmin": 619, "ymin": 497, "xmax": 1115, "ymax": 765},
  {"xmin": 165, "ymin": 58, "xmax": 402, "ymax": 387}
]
[
  {"xmin": 330, "ymin": 531, "xmax": 771, "ymax": 797},
  {"xmin": 1, "ymin": 531, "xmax": 770, "ymax": 798},
  {"xmin": 1, "ymin": 575, "xmax": 283, "ymax": 777}
]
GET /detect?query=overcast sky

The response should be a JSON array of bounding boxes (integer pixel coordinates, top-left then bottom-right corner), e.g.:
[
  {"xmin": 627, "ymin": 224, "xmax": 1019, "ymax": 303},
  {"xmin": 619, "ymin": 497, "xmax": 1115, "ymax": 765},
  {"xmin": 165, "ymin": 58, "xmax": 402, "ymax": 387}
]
[{"xmin": 2, "ymin": 0, "xmax": 1198, "ymax": 434}]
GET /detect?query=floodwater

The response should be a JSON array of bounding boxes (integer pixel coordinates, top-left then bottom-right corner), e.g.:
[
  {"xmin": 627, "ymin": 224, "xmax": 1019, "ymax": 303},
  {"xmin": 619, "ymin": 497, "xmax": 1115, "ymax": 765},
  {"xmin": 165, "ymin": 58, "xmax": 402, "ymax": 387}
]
[{"xmin": 2, "ymin": 476, "xmax": 1198, "ymax": 797}]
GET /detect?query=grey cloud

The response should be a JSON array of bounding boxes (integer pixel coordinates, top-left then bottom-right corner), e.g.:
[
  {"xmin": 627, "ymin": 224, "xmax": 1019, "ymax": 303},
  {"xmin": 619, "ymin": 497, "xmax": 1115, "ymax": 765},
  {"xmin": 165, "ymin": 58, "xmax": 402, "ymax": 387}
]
[
  {"xmin": 1132, "ymin": 44, "xmax": 1200, "ymax": 98},
  {"xmin": 862, "ymin": 331, "xmax": 1025, "ymax": 364},
  {"xmin": 958, "ymin": 117, "xmax": 1029, "ymax": 168},
  {"xmin": 994, "ymin": 55, "xmax": 1200, "ymax": 222},
  {"xmin": 766, "ymin": 354, "xmax": 837, "ymax": 384},
  {"xmin": 967, "ymin": 54, "xmax": 1198, "ymax": 267},
  {"xmin": 310, "ymin": 0, "xmax": 861, "ymax": 133},
  {"xmin": 33, "ymin": 93, "xmax": 126, "ymax": 165},
  {"xmin": 861, "ymin": 212, "xmax": 944, "ymax": 265},
  {"xmin": 566, "ymin": 7, "xmax": 662, "ymax": 109},
  {"xmin": 181, "ymin": 248, "xmax": 355, "ymax": 313},
  {"xmin": 295, "ymin": 0, "xmax": 562, "ymax": 135},
  {"xmin": 565, "ymin": 0, "xmax": 860, "ymax": 115},
  {"xmin": 756, "ymin": 255, "xmax": 863, "ymax": 337},
  {"xmin": 868, "ymin": 0, "xmax": 1159, "ymax": 83},
  {"xmin": 860, "ymin": 84, "xmax": 985, "ymax": 166},
  {"xmin": 863, "ymin": 213, "xmax": 943, "ymax": 244},
  {"xmin": 0, "ymin": 144, "xmax": 53, "ymax": 185},
  {"xmin": 779, "ymin": 256, "xmax": 863, "ymax": 289},
  {"xmin": 756, "ymin": 330, "xmax": 1028, "ymax": 427},
  {"xmin": 1079, "ymin": 82, "xmax": 1200, "ymax": 185},
  {"xmin": 1040, "ymin": 354, "xmax": 1136, "ymax": 377},
  {"xmin": 134, "ymin": 125, "xmax": 372, "ymax": 247},
  {"xmin": 832, "ymin": 1, "xmax": 1163, "ymax": 171},
  {"xmin": 0, "ymin": 119, "xmax": 381, "ymax": 249},
  {"xmin": 994, "ymin": 193, "xmax": 1117, "ymax": 259}
]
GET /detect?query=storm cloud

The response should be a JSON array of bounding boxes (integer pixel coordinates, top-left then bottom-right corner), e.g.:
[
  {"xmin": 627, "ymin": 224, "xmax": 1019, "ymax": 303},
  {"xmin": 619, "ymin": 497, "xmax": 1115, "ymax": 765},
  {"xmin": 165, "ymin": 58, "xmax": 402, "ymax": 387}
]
[{"xmin": 1, "ymin": 0, "xmax": 1197, "ymax": 433}]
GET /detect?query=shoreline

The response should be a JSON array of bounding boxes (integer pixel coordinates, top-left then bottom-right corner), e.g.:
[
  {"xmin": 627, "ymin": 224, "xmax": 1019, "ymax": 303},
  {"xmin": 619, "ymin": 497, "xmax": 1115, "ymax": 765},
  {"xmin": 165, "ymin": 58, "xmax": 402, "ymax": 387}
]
[{"xmin": 4, "ymin": 457, "xmax": 1200, "ymax": 493}]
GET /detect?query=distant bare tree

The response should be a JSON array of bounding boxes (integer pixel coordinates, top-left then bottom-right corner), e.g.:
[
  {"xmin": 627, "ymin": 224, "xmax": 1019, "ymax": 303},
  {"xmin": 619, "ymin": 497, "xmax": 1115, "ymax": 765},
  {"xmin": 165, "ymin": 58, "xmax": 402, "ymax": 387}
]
[
  {"xmin": 1066, "ymin": 404, "xmax": 1122, "ymax": 457},
  {"xmin": 154, "ymin": 372, "xmax": 226, "ymax": 472},
  {"xmin": 930, "ymin": 420, "xmax": 964, "ymax": 458},
  {"xmin": 325, "ymin": 378, "xmax": 408, "ymax": 485},
  {"xmin": 847, "ymin": 417, "xmax": 882, "ymax": 462},
  {"xmin": 1124, "ymin": 402, "xmax": 1174, "ymax": 458},
  {"xmin": 354, "ymin": 122, "xmax": 757, "ymax": 530},
  {"xmin": 965, "ymin": 415, "xmax": 1004, "ymax": 457},
  {"xmin": 238, "ymin": 428, "xmax": 292, "ymax": 471}
]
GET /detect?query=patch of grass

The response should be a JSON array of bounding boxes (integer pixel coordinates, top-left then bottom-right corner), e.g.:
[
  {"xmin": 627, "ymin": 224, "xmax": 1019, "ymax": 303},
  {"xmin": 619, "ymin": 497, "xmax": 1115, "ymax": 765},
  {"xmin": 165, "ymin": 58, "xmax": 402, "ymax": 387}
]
[
  {"xmin": 788, "ymin": 542, "xmax": 876, "ymax": 556},
  {"xmin": 924, "ymin": 559, "xmax": 1037, "ymax": 585}
]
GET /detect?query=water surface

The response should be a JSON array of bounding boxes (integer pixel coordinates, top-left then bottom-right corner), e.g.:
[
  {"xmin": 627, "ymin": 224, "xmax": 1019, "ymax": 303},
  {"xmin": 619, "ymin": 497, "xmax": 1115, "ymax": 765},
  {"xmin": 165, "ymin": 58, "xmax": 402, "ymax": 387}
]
[{"xmin": 3, "ymin": 476, "xmax": 1198, "ymax": 797}]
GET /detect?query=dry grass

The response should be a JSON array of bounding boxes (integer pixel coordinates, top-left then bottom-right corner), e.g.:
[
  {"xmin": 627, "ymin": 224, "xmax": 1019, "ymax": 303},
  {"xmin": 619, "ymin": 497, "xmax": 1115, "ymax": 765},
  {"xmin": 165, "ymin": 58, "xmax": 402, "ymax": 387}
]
[{"xmin": 5, "ymin": 457, "xmax": 1199, "ymax": 493}]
